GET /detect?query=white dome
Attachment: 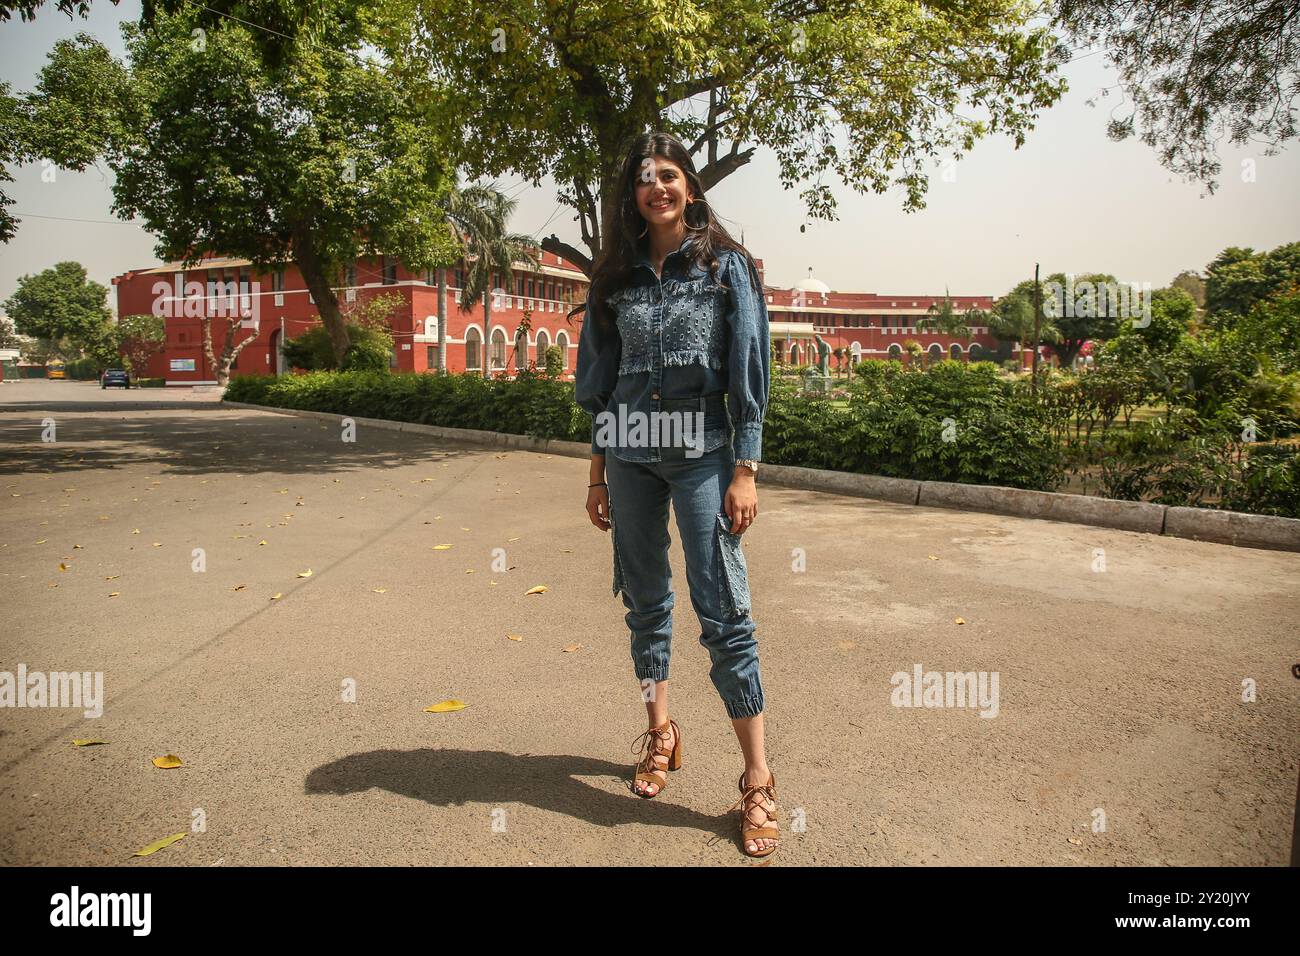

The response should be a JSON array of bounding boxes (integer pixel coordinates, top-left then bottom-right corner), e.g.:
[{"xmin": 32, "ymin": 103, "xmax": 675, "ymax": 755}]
[{"xmin": 793, "ymin": 269, "xmax": 830, "ymax": 295}]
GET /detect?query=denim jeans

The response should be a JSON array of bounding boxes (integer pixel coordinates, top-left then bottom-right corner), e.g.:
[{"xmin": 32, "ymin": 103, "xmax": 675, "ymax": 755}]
[{"xmin": 604, "ymin": 396, "xmax": 765, "ymax": 720}]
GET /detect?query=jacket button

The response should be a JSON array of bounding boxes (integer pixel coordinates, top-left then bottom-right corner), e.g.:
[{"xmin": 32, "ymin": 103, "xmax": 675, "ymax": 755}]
[{"xmin": 651, "ymin": 392, "xmax": 660, "ymax": 399}]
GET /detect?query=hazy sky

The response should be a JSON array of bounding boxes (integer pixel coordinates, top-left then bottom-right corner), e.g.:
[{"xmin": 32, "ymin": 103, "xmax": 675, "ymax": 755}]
[{"xmin": 2, "ymin": 2, "xmax": 1297, "ymax": 311}]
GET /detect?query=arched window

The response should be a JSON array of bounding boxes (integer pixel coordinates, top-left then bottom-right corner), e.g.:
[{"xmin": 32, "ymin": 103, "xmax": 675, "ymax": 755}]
[
  {"xmin": 464, "ymin": 327, "xmax": 482, "ymax": 370},
  {"xmin": 536, "ymin": 329, "xmax": 550, "ymax": 365},
  {"xmin": 490, "ymin": 327, "xmax": 507, "ymax": 370},
  {"xmin": 887, "ymin": 343, "xmax": 902, "ymax": 360},
  {"xmin": 515, "ymin": 329, "xmax": 528, "ymax": 371},
  {"xmin": 949, "ymin": 343, "xmax": 963, "ymax": 361},
  {"xmin": 927, "ymin": 343, "xmax": 944, "ymax": 362},
  {"xmin": 555, "ymin": 331, "xmax": 570, "ymax": 370}
]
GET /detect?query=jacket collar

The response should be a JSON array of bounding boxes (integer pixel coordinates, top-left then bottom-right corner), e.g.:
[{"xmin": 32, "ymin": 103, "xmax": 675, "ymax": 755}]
[{"xmin": 633, "ymin": 232, "xmax": 699, "ymax": 276}]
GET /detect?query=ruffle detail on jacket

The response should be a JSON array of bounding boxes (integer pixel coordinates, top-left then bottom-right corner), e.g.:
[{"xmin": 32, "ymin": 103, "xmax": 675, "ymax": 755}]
[{"xmin": 618, "ymin": 349, "xmax": 726, "ymax": 376}]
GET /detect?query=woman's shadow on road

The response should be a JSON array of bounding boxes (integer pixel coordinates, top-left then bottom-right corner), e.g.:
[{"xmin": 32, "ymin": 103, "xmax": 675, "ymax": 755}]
[{"xmin": 304, "ymin": 749, "xmax": 736, "ymax": 840}]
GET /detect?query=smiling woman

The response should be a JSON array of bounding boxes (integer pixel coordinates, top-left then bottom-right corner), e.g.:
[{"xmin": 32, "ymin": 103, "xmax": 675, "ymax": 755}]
[{"xmin": 571, "ymin": 131, "xmax": 779, "ymax": 859}]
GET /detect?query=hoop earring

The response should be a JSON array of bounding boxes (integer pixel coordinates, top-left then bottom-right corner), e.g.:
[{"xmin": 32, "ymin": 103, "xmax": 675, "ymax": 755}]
[{"xmin": 637, "ymin": 220, "xmax": 648, "ymax": 238}]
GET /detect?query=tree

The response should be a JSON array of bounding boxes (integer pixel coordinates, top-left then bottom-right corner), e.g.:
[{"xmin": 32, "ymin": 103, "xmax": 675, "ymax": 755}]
[
  {"xmin": 380, "ymin": 0, "xmax": 1068, "ymax": 271},
  {"xmin": 434, "ymin": 181, "xmax": 539, "ymax": 379},
  {"xmin": 1042, "ymin": 271, "xmax": 1124, "ymax": 367},
  {"xmin": 1204, "ymin": 242, "xmax": 1300, "ymax": 319},
  {"xmin": 1054, "ymin": 1, "xmax": 1299, "ymax": 189},
  {"xmin": 917, "ymin": 288, "xmax": 972, "ymax": 339},
  {"xmin": 32, "ymin": 5, "xmax": 460, "ymax": 367},
  {"xmin": 1170, "ymin": 270, "xmax": 1206, "ymax": 310},
  {"xmin": 4, "ymin": 11, "xmax": 136, "ymax": 242},
  {"xmin": 2, "ymin": 261, "xmax": 112, "ymax": 356},
  {"xmin": 990, "ymin": 279, "xmax": 1061, "ymax": 366},
  {"xmin": 116, "ymin": 313, "xmax": 166, "ymax": 374}
]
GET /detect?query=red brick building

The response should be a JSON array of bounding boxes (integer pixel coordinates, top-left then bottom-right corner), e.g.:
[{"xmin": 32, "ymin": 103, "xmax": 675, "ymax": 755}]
[{"xmin": 111, "ymin": 251, "xmax": 1024, "ymax": 385}]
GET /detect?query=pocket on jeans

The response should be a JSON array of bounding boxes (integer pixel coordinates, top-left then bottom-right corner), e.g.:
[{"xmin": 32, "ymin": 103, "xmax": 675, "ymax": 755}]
[
  {"xmin": 609, "ymin": 497, "xmax": 627, "ymax": 597},
  {"xmin": 714, "ymin": 512, "xmax": 751, "ymax": 617}
]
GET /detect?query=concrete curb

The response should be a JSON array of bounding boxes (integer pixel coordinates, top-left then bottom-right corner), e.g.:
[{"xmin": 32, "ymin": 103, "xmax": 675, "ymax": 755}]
[
  {"xmin": 918, "ymin": 480, "xmax": 1167, "ymax": 535},
  {"xmin": 1164, "ymin": 506, "xmax": 1300, "ymax": 552},
  {"xmin": 220, "ymin": 400, "xmax": 1300, "ymax": 553}
]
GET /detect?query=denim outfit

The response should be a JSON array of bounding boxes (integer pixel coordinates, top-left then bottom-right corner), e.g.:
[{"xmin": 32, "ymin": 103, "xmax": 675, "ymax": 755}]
[{"xmin": 574, "ymin": 235, "xmax": 771, "ymax": 719}]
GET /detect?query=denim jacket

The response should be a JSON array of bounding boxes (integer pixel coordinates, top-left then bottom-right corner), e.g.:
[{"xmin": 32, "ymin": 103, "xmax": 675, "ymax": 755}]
[{"xmin": 574, "ymin": 234, "xmax": 771, "ymax": 463}]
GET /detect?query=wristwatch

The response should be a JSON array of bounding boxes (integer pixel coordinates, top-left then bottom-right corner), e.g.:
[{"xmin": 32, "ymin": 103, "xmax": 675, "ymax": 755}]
[{"xmin": 736, "ymin": 459, "xmax": 760, "ymax": 474}]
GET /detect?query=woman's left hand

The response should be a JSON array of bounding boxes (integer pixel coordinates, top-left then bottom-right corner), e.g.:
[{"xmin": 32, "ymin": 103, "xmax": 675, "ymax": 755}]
[{"xmin": 724, "ymin": 475, "xmax": 758, "ymax": 535}]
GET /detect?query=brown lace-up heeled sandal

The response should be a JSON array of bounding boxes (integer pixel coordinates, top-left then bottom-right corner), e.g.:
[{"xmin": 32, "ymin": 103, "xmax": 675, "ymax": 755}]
[
  {"xmin": 629, "ymin": 717, "xmax": 682, "ymax": 798},
  {"xmin": 727, "ymin": 770, "xmax": 779, "ymax": 857}
]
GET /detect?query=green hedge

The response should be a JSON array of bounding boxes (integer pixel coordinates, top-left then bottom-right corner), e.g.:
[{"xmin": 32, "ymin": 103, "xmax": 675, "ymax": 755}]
[
  {"xmin": 223, "ymin": 364, "xmax": 1298, "ymax": 513},
  {"xmin": 227, "ymin": 361, "xmax": 1064, "ymax": 491},
  {"xmin": 765, "ymin": 359, "xmax": 1065, "ymax": 490},
  {"xmin": 225, "ymin": 368, "xmax": 589, "ymax": 443}
]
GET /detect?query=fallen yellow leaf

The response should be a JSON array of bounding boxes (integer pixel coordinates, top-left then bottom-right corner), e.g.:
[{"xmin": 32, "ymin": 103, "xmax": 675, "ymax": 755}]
[
  {"xmin": 297, "ymin": 569, "xmax": 312, "ymax": 578},
  {"xmin": 152, "ymin": 754, "xmax": 183, "ymax": 769},
  {"xmin": 108, "ymin": 591, "xmax": 120, "ymax": 597},
  {"xmin": 424, "ymin": 700, "xmax": 466, "ymax": 713},
  {"xmin": 955, "ymin": 617, "xmax": 966, "ymax": 625},
  {"xmin": 270, "ymin": 592, "xmax": 282, "ymax": 601},
  {"xmin": 431, "ymin": 544, "xmax": 453, "ymax": 550},
  {"xmin": 372, "ymin": 588, "xmax": 388, "ymax": 593},
  {"xmin": 563, "ymin": 643, "xmax": 582, "ymax": 653},
  {"xmin": 133, "ymin": 833, "xmax": 186, "ymax": 857},
  {"xmin": 507, "ymin": 634, "xmax": 523, "ymax": 642},
  {"xmin": 525, "ymin": 585, "xmax": 548, "ymax": 595}
]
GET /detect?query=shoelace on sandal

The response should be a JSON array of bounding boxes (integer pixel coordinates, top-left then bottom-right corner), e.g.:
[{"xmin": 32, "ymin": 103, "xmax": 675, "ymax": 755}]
[
  {"xmin": 726, "ymin": 775, "xmax": 778, "ymax": 834},
  {"xmin": 629, "ymin": 723, "xmax": 673, "ymax": 791}
]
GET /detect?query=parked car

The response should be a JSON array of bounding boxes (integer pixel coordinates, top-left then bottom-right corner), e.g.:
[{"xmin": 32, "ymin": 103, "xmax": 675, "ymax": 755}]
[{"xmin": 101, "ymin": 369, "xmax": 131, "ymax": 389}]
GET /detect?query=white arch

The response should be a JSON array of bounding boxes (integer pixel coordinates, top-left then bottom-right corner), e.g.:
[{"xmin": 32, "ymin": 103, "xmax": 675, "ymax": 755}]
[
  {"xmin": 949, "ymin": 343, "xmax": 965, "ymax": 359},
  {"xmin": 463, "ymin": 326, "xmax": 483, "ymax": 370},
  {"xmin": 887, "ymin": 343, "xmax": 902, "ymax": 359},
  {"xmin": 490, "ymin": 326, "xmax": 508, "ymax": 370},
  {"xmin": 424, "ymin": 315, "xmax": 438, "ymax": 337},
  {"xmin": 536, "ymin": 328, "xmax": 550, "ymax": 363},
  {"xmin": 555, "ymin": 331, "xmax": 570, "ymax": 369}
]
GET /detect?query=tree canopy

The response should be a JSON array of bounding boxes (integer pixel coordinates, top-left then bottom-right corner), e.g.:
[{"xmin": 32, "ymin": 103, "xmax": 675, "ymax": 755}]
[
  {"xmin": 377, "ymin": 0, "xmax": 1068, "ymax": 270},
  {"xmin": 1055, "ymin": 1, "xmax": 1299, "ymax": 189}
]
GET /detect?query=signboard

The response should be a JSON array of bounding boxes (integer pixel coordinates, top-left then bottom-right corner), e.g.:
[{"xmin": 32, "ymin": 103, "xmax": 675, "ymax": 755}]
[{"xmin": 170, "ymin": 358, "xmax": 196, "ymax": 371}]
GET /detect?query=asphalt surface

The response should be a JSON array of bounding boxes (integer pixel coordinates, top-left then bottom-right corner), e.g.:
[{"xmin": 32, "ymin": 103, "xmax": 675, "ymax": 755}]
[{"xmin": 1, "ymin": 381, "xmax": 1298, "ymax": 866}]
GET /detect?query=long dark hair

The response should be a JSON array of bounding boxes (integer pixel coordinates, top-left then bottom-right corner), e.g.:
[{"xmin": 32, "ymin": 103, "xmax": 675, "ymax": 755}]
[{"xmin": 566, "ymin": 131, "xmax": 756, "ymax": 334}]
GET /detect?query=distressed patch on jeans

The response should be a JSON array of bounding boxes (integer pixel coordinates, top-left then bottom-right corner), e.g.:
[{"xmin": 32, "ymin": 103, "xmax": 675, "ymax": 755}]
[{"xmin": 715, "ymin": 512, "xmax": 751, "ymax": 617}]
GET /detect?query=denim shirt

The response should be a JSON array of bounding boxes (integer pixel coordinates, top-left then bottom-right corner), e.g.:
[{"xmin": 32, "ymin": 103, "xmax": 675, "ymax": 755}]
[{"xmin": 574, "ymin": 234, "xmax": 771, "ymax": 463}]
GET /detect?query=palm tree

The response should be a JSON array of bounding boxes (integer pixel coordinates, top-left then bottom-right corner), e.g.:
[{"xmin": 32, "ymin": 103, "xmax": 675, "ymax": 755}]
[
  {"xmin": 435, "ymin": 181, "xmax": 539, "ymax": 377},
  {"xmin": 916, "ymin": 287, "xmax": 972, "ymax": 339},
  {"xmin": 989, "ymin": 281, "xmax": 1061, "ymax": 370}
]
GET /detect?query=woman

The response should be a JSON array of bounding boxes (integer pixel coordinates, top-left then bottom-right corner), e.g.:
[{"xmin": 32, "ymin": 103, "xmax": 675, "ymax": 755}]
[{"xmin": 571, "ymin": 131, "xmax": 779, "ymax": 858}]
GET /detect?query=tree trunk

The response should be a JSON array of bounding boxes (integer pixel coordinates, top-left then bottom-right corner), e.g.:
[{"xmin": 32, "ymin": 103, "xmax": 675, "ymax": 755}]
[
  {"xmin": 482, "ymin": 289, "xmax": 492, "ymax": 380},
  {"xmin": 291, "ymin": 228, "xmax": 350, "ymax": 368},
  {"xmin": 437, "ymin": 267, "xmax": 448, "ymax": 375}
]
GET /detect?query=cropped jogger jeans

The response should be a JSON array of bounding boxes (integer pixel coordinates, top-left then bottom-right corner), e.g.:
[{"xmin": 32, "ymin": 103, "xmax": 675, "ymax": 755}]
[{"xmin": 604, "ymin": 397, "xmax": 765, "ymax": 720}]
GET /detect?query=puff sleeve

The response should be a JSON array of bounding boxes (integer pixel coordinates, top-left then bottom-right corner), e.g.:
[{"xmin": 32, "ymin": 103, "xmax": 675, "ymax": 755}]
[
  {"xmin": 724, "ymin": 251, "xmax": 770, "ymax": 460},
  {"xmin": 573, "ymin": 288, "xmax": 621, "ymax": 456}
]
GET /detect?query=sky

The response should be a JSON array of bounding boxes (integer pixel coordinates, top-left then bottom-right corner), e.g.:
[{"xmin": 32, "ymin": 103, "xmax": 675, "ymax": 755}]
[{"xmin": 2, "ymin": 2, "xmax": 1297, "ymax": 312}]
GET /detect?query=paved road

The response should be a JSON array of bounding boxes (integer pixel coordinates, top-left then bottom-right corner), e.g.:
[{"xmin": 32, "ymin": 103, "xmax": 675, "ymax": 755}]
[{"xmin": 1, "ymin": 394, "xmax": 1297, "ymax": 865}]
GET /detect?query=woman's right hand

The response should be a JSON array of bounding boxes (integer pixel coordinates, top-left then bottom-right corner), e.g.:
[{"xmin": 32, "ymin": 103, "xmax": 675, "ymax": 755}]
[{"xmin": 587, "ymin": 483, "xmax": 611, "ymax": 531}]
